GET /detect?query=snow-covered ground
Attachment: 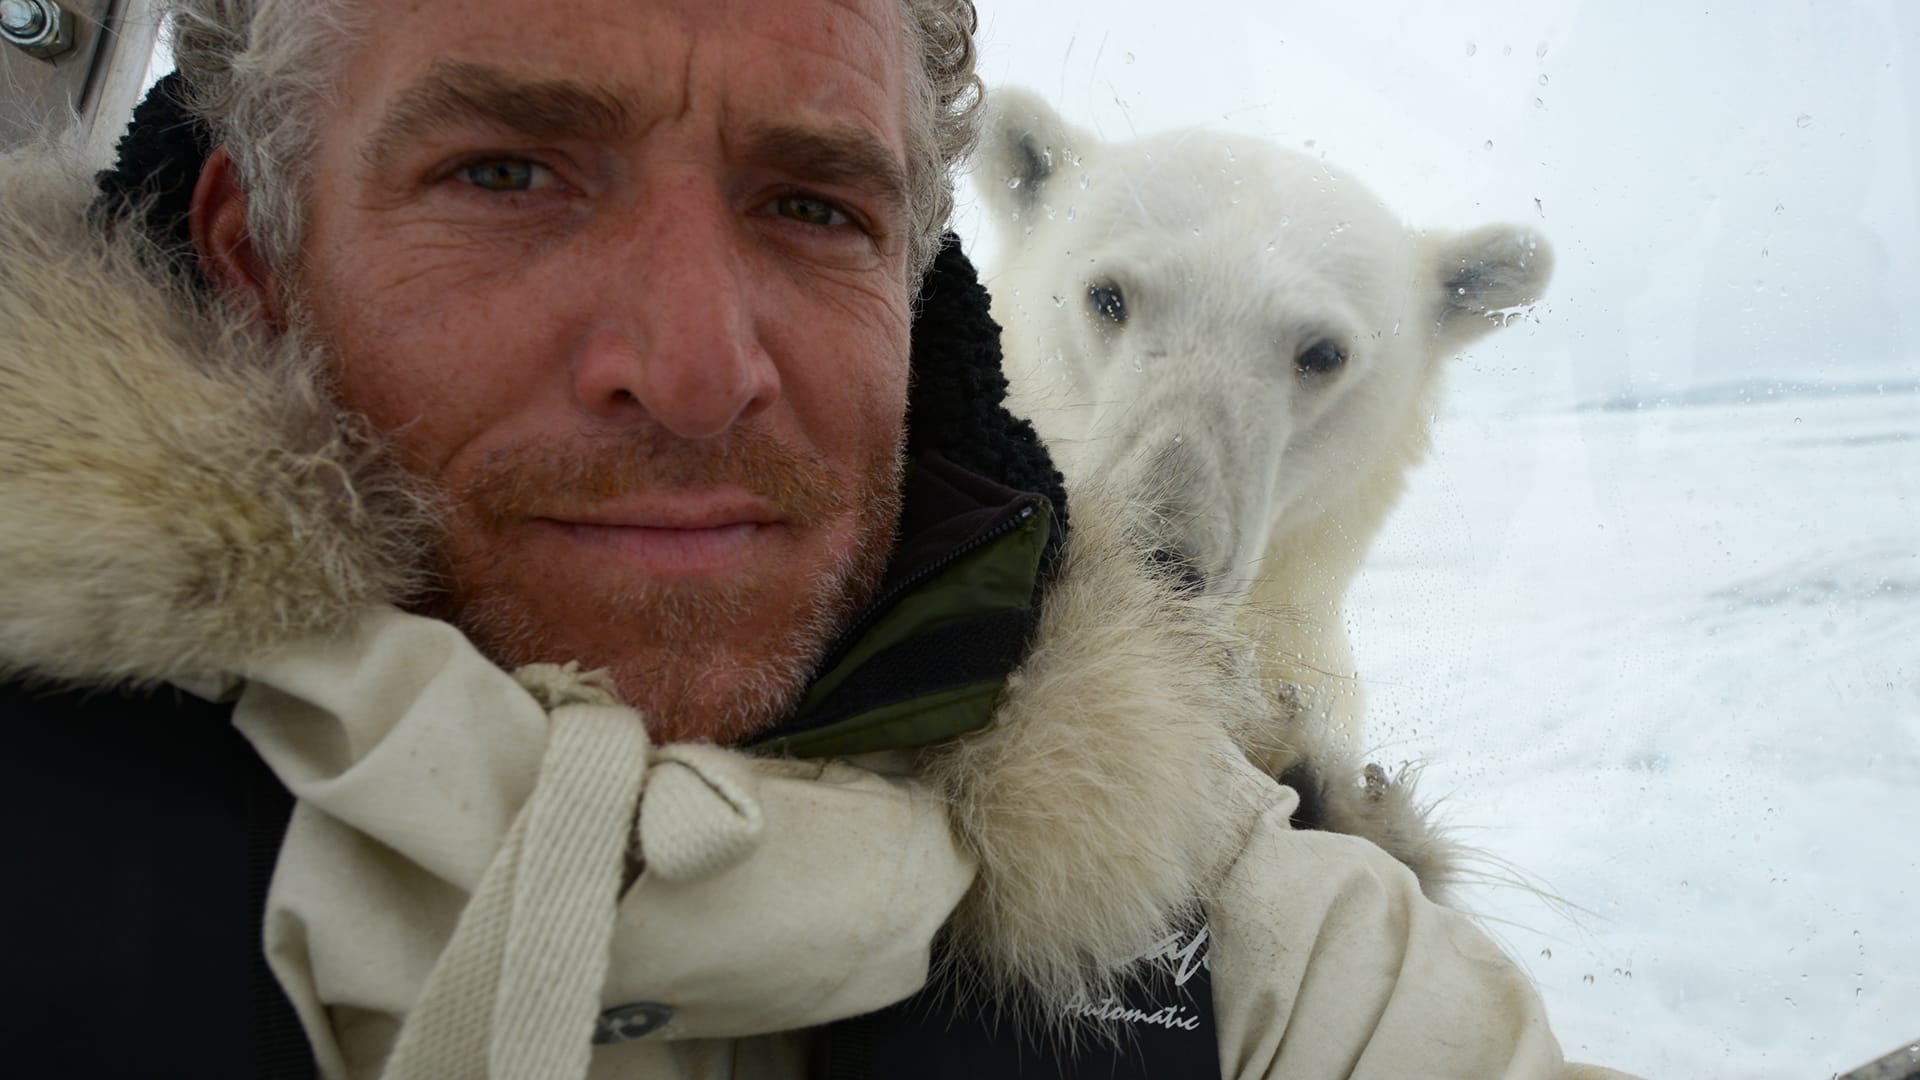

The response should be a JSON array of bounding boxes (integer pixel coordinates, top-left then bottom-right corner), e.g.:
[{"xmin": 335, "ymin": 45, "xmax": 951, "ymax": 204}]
[{"xmin": 1347, "ymin": 376, "xmax": 1920, "ymax": 1078}]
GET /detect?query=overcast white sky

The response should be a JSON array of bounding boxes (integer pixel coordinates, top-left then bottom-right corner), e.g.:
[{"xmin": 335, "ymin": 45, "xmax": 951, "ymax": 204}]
[{"xmin": 956, "ymin": 0, "xmax": 1920, "ymax": 404}]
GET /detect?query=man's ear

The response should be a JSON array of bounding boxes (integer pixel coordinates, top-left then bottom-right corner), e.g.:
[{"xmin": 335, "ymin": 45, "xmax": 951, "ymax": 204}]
[
  {"xmin": 974, "ymin": 86, "xmax": 1086, "ymax": 232},
  {"xmin": 190, "ymin": 146, "xmax": 283, "ymax": 323}
]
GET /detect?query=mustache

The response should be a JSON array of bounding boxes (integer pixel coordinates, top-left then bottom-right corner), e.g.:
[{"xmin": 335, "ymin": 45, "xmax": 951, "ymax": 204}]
[{"xmin": 452, "ymin": 427, "xmax": 850, "ymax": 528}]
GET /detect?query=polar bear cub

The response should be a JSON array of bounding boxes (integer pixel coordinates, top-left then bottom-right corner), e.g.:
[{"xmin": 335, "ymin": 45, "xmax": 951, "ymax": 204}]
[{"xmin": 976, "ymin": 87, "xmax": 1553, "ymax": 750}]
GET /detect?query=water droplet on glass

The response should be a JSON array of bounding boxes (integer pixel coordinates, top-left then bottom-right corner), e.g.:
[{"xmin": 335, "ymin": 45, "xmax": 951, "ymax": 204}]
[
  {"xmin": 1264, "ymin": 240, "xmax": 1276, "ymax": 252},
  {"xmin": 1191, "ymin": 226, "xmax": 1201, "ymax": 236},
  {"xmin": 1279, "ymin": 215, "xmax": 1291, "ymax": 227},
  {"xmin": 1006, "ymin": 176, "xmax": 1022, "ymax": 190},
  {"xmin": 1540, "ymin": 948, "xmax": 1552, "ymax": 959},
  {"xmin": 1456, "ymin": 286, "xmax": 1467, "ymax": 297},
  {"xmin": 1124, "ymin": 51, "xmax": 1136, "ymax": 64},
  {"xmin": 1066, "ymin": 206, "xmax": 1077, "ymax": 222},
  {"xmin": 1538, "ymin": 73, "xmax": 1550, "ymax": 85},
  {"xmin": 1534, "ymin": 96, "xmax": 1546, "ymax": 109},
  {"xmin": 1465, "ymin": 42, "xmax": 1477, "ymax": 56},
  {"xmin": 1041, "ymin": 148, "xmax": 1053, "ymax": 168},
  {"xmin": 1079, "ymin": 174, "xmax": 1090, "ymax": 190},
  {"xmin": 1484, "ymin": 139, "xmax": 1494, "ymax": 151},
  {"xmin": 1795, "ymin": 113, "xmax": 1814, "ymax": 129},
  {"xmin": 1502, "ymin": 44, "xmax": 1513, "ymax": 56},
  {"xmin": 1132, "ymin": 356, "xmax": 1144, "ymax": 373},
  {"xmin": 1536, "ymin": 40, "xmax": 1550, "ymax": 58},
  {"xmin": 1052, "ymin": 295, "xmax": 1066, "ymax": 308},
  {"xmin": 1172, "ymin": 434, "xmax": 1182, "ymax": 444},
  {"xmin": 1582, "ymin": 974, "xmax": 1595, "ymax": 985},
  {"xmin": 1225, "ymin": 145, "xmax": 1237, "ymax": 162}
]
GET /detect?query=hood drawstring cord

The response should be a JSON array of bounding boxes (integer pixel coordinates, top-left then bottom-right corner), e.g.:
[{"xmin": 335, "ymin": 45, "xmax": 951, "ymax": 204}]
[{"xmin": 378, "ymin": 664, "xmax": 765, "ymax": 1080}]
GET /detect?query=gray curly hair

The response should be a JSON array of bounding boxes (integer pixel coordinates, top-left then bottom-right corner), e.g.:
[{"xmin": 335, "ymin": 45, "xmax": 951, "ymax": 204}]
[{"xmin": 165, "ymin": 0, "xmax": 982, "ymax": 282}]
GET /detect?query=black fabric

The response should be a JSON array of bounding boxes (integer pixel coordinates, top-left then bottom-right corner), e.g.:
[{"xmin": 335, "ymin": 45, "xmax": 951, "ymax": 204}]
[
  {"xmin": 0, "ymin": 680, "xmax": 315, "ymax": 1078},
  {"xmin": 906, "ymin": 237, "xmax": 1071, "ymax": 563},
  {"xmin": 815, "ymin": 927, "xmax": 1223, "ymax": 1080},
  {"xmin": 781, "ymin": 606, "xmax": 1038, "ymax": 740},
  {"xmin": 883, "ymin": 452, "xmax": 1051, "ymax": 604},
  {"xmin": 1277, "ymin": 761, "xmax": 1329, "ymax": 832},
  {"xmin": 245, "ymin": 747, "xmax": 319, "ymax": 1079},
  {"xmin": 92, "ymin": 72, "xmax": 211, "ymax": 263},
  {"xmin": 758, "ymin": 452, "xmax": 1049, "ymax": 749}
]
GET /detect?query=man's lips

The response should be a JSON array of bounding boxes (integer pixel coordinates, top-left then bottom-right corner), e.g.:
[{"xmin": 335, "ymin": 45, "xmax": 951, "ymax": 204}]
[{"xmin": 531, "ymin": 493, "xmax": 785, "ymax": 577}]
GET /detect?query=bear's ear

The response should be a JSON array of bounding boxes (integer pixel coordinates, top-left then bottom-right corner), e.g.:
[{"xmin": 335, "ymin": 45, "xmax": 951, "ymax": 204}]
[
  {"xmin": 1426, "ymin": 224, "xmax": 1555, "ymax": 351},
  {"xmin": 975, "ymin": 86, "xmax": 1082, "ymax": 223}
]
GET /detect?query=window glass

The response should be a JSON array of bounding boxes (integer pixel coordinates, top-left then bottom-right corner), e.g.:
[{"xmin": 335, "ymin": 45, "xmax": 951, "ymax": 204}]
[{"xmin": 960, "ymin": 3, "xmax": 1918, "ymax": 1076}]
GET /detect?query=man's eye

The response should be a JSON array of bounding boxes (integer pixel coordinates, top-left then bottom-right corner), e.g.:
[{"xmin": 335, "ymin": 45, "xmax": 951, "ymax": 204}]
[
  {"xmin": 772, "ymin": 194, "xmax": 851, "ymax": 228},
  {"xmin": 456, "ymin": 160, "xmax": 558, "ymax": 193}
]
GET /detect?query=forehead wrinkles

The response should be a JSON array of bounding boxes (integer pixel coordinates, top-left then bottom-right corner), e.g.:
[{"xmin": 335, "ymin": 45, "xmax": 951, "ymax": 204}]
[{"xmin": 707, "ymin": 0, "xmax": 908, "ymax": 141}]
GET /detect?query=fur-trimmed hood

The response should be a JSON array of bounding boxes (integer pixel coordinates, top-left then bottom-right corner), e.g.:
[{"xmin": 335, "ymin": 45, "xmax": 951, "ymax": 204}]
[
  {"xmin": 0, "ymin": 146, "xmax": 1452, "ymax": 1024},
  {"xmin": 0, "ymin": 148, "xmax": 432, "ymax": 687}
]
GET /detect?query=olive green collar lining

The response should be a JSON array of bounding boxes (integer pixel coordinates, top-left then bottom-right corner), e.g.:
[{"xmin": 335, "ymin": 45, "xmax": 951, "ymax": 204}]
[{"xmin": 753, "ymin": 499, "xmax": 1052, "ymax": 759}]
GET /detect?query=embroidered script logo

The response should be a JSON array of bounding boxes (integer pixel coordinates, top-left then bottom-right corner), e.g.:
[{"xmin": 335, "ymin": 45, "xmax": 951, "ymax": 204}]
[
  {"xmin": 1065, "ymin": 997, "xmax": 1203, "ymax": 1032},
  {"xmin": 1137, "ymin": 922, "xmax": 1210, "ymax": 988},
  {"xmin": 1064, "ymin": 923, "xmax": 1213, "ymax": 1033}
]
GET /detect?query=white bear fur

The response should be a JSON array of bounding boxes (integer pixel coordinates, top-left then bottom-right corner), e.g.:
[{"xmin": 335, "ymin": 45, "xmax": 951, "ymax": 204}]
[{"xmin": 975, "ymin": 87, "xmax": 1553, "ymax": 752}]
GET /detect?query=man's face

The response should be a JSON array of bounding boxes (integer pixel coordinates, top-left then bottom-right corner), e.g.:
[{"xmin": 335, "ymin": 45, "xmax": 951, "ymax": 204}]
[{"xmin": 290, "ymin": 0, "xmax": 915, "ymax": 743}]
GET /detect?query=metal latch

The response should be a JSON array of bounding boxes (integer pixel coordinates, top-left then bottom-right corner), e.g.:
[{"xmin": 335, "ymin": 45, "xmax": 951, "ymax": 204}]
[{"xmin": 2, "ymin": 0, "xmax": 74, "ymax": 60}]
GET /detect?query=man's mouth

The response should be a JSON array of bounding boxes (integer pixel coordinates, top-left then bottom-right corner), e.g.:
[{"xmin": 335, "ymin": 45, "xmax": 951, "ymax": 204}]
[{"xmin": 534, "ymin": 492, "xmax": 784, "ymax": 577}]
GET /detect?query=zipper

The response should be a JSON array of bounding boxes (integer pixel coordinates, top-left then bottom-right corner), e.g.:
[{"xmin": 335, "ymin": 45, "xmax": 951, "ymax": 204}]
[{"xmin": 806, "ymin": 495, "xmax": 1045, "ymax": 682}]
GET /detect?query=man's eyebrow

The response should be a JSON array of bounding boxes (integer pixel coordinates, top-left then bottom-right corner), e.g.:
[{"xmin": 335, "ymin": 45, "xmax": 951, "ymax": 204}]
[
  {"xmin": 738, "ymin": 122, "xmax": 910, "ymax": 213},
  {"xmin": 359, "ymin": 59, "xmax": 631, "ymax": 172}
]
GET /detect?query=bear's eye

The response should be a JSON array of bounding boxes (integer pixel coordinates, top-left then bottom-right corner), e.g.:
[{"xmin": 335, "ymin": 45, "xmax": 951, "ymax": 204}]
[
  {"xmin": 1296, "ymin": 339, "xmax": 1348, "ymax": 375},
  {"xmin": 1087, "ymin": 282, "xmax": 1128, "ymax": 326}
]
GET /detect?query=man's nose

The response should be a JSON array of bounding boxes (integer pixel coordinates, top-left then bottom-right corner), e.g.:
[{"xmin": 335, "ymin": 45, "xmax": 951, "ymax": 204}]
[{"xmin": 568, "ymin": 183, "xmax": 780, "ymax": 439}]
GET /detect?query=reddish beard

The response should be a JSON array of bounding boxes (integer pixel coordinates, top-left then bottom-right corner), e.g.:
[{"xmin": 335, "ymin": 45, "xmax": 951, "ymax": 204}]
[{"xmin": 427, "ymin": 425, "xmax": 904, "ymax": 744}]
